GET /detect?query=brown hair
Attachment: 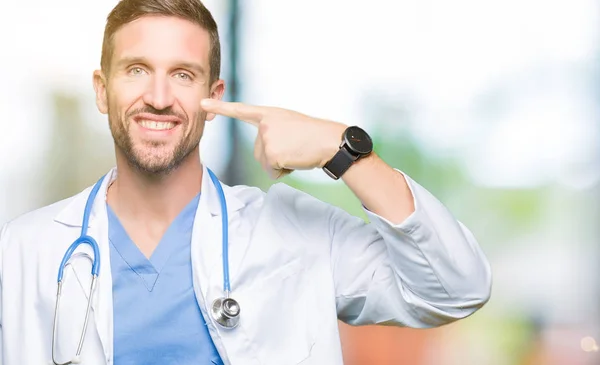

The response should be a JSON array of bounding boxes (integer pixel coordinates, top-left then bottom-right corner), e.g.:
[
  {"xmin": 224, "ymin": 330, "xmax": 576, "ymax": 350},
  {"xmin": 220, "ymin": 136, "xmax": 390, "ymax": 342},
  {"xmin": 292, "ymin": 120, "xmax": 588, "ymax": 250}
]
[{"xmin": 100, "ymin": 0, "xmax": 221, "ymax": 84}]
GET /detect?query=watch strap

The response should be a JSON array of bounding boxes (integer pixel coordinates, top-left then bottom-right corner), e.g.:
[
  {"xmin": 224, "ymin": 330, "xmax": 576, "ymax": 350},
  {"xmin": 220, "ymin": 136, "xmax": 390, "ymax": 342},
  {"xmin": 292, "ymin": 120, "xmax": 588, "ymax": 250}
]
[{"xmin": 322, "ymin": 147, "xmax": 356, "ymax": 180}]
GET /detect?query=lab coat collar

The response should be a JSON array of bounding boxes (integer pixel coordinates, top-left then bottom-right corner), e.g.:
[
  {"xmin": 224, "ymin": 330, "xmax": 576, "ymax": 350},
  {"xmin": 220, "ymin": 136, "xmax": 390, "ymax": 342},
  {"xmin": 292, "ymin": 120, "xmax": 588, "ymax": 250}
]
[
  {"xmin": 52, "ymin": 165, "xmax": 245, "ymax": 227},
  {"xmin": 202, "ymin": 166, "xmax": 246, "ymax": 217},
  {"xmin": 52, "ymin": 169, "xmax": 115, "ymax": 228}
]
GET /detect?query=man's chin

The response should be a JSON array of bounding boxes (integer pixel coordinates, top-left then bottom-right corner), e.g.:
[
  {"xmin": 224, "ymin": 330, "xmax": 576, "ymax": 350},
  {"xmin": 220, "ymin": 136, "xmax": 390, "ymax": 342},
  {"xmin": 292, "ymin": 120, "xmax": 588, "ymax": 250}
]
[
  {"xmin": 132, "ymin": 161, "xmax": 177, "ymax": 175},
  {"xmin": 121, "ymin": 141, "xmax": 197, "ymax": 175},
  {"xmin": 127, "ymin": 152, "xmax": 178, "ymax": 175}
]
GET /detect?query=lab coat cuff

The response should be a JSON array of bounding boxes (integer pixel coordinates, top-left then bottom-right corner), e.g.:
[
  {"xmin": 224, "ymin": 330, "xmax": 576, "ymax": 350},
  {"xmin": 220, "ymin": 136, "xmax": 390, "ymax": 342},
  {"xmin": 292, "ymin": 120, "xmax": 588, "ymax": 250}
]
[{"xmin": 361, "ymin": 169, "xmax": 423, "ymax": 234}]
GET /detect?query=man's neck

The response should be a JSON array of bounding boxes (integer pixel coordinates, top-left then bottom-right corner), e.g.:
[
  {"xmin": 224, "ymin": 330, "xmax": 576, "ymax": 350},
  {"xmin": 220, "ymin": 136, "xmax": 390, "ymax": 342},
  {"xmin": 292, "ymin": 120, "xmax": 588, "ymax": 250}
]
[{"xmin": 106, "ymin": 154, "xmax": 203, "ymax": 226}]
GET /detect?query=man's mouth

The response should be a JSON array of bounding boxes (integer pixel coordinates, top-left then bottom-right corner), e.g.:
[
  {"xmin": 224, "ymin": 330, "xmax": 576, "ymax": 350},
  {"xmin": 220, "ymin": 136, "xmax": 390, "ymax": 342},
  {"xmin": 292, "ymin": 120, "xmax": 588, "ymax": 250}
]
[
  {"xmin": 138, "ymin": 120, "xmax": 177, "ymax": 130},
  {"xmin": 133, "ymin": 113, "xmax": 182, "ymax": 131}
]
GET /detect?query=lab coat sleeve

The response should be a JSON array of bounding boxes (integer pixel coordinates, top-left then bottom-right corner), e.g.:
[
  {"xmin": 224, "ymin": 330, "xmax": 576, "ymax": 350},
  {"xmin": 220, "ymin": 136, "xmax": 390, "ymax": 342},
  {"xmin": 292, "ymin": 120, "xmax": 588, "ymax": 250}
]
[{"xmin": 330, "ymin": 171, "xmax": 492, "ymax": 328}]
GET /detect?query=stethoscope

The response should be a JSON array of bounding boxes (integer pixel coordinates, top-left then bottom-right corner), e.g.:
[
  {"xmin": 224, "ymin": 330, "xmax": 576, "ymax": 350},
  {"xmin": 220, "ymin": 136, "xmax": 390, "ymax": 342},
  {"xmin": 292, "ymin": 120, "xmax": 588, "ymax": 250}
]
[{"xmin": 51, "ymin": 168, "xmax": 240, "ymax": 365}]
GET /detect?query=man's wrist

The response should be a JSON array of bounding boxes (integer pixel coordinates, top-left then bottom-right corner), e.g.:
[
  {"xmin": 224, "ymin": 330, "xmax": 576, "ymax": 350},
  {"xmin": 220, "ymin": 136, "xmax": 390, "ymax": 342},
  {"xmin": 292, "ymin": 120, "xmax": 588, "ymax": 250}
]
[
  {"xmin": 321, "ymin": 124, "xmax": 374, "ymax": 180},
  {"xmin": 319, "ymin": 122, "xmax": 348, "ymax": 167}
]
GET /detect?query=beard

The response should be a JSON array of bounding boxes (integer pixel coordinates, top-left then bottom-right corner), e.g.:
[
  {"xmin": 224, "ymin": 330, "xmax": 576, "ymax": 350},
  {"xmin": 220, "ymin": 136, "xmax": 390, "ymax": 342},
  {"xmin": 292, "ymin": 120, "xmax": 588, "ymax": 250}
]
[{"xmin": 108, "ymin": 104, "xmax": 202, "ymax": 176}]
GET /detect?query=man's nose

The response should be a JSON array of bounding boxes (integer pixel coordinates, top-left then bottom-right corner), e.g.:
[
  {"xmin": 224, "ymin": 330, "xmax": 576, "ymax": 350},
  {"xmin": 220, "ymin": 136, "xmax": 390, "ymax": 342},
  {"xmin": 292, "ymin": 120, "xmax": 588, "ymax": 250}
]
[{"xmin": 142, "ymin": 75, "xmax": 175, "ymax": 110}]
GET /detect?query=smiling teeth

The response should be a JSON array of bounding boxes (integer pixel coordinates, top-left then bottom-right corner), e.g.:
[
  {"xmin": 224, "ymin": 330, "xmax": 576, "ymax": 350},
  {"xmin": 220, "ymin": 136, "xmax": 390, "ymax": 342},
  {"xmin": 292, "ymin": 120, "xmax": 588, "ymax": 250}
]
[{"xmin": 139, "ymin": 120, "xmax": 176, "ymax": 130}]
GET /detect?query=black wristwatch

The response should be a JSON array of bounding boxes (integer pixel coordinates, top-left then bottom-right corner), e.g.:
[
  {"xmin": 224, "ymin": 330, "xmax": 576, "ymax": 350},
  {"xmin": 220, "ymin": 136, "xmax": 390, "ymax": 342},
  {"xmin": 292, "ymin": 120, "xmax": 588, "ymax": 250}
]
[{"xmin": 323, "ymin": 126, "xmax": 373, "ymax": 180}]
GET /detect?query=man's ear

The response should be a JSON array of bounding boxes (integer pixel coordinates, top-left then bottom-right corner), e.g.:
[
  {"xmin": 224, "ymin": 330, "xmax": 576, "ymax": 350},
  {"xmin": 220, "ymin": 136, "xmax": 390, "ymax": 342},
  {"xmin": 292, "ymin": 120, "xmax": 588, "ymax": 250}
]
[
  {"xmin": 93, "ymin": 70, "xmax": 108, "ymax": 114},
  {"xmin": 205, "ymin": 79, "xmax": 225, "ymax": 121}
]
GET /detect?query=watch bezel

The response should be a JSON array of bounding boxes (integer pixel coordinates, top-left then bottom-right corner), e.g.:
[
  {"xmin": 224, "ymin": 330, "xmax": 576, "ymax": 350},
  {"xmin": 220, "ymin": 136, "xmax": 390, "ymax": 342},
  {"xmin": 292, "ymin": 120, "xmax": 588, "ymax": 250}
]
[{"xmin": 342, "ymin": 126, "xmax": 373, "ymax": 156}]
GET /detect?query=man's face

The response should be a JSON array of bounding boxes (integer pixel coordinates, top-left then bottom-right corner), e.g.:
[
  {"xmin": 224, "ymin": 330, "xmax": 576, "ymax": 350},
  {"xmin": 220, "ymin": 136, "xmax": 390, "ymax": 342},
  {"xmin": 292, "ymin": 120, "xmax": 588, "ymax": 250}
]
[{"xmin": 93, "ymin": 15, "xmax": 224, "ymax": 175}]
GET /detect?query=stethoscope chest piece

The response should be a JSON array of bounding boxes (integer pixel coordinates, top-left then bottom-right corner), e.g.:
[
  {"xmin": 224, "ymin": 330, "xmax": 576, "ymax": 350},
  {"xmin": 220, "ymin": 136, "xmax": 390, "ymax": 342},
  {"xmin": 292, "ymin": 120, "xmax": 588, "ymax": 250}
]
[{"xmin": 211, "ymin": 296, "xmax": 241, "ymax": 329}]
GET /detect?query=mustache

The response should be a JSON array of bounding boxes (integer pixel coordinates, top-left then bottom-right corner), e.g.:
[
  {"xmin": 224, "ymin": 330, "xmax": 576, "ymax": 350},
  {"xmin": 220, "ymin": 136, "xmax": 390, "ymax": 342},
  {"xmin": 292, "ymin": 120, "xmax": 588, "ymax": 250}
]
[{"xmin": 126, "ymin": 106, "xmax": 187, "ymax": 122}]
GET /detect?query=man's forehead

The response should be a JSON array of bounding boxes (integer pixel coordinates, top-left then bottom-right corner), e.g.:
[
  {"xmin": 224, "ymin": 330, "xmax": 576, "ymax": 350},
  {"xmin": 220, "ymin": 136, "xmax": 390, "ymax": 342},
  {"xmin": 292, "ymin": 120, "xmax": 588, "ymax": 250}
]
[{"xmin": 111, "ymin": 15, "xmax": 211, "ymax": 66}]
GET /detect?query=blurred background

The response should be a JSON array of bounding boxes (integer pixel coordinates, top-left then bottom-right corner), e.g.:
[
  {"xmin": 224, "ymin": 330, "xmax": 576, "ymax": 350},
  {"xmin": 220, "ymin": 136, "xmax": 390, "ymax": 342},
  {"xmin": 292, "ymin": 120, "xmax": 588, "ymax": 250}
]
[{"xmin": 1, "ymin": 0, "xmax": 599, "ymax": 364}]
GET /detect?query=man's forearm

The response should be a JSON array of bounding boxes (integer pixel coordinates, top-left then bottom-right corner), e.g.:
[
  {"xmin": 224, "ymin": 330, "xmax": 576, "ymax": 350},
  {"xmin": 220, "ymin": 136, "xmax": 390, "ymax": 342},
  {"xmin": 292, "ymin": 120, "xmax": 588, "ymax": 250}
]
[{"xmin": 341, "ymin": 152, "xmax": 415, "ymax": 225}]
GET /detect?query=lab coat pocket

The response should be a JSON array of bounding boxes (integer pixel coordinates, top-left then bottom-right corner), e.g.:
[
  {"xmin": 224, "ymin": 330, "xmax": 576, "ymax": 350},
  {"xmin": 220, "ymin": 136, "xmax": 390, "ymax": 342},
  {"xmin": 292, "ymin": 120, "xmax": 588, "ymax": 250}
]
[{"xmin": 236, "ymin": 259, "xmax": 315, "ymax": 365}]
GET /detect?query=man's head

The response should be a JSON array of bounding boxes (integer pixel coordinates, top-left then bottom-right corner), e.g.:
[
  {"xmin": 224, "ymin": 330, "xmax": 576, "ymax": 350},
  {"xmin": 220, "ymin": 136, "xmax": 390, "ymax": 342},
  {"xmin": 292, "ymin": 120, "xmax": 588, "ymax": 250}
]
[{"xmin": 93, "ymin": 0, "xmax": 225, "ymax": 176}]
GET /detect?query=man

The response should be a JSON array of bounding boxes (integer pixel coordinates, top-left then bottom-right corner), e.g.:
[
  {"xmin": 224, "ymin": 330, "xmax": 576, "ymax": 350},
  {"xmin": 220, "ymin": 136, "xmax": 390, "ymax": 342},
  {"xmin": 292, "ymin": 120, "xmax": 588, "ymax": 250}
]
[{"xmin": 0, "ymin": 0, "xmax": 492, "ymax": 364}]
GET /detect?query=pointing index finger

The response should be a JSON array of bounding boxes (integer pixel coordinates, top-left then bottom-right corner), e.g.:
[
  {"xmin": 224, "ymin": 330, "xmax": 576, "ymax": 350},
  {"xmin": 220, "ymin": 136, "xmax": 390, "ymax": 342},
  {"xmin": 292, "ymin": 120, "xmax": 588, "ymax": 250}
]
[{"xmin": 201, "ymin": 99, "xmax": 262, "ymax": 126}]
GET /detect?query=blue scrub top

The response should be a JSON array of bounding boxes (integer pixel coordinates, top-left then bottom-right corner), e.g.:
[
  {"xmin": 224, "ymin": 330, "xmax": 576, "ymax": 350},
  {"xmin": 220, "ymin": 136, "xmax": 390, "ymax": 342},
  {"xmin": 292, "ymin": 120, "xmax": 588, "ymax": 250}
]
[{"xmin": 107, "ymin": 194, "xmax": 223, "ymax": 364}]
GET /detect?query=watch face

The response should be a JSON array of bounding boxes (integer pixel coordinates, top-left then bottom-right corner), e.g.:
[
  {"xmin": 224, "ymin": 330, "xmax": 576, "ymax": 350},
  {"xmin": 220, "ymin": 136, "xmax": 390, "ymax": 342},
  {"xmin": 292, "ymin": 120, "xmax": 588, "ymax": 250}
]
[{"xmin": 344, "ymin": 126, "xmax": 373, "ymax": 155}]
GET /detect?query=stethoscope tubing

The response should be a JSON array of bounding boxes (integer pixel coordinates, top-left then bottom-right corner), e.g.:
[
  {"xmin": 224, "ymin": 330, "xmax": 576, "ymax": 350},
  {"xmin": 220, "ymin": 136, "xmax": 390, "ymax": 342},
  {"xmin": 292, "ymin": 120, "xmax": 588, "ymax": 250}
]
[
  {"xmin": 206, "ymin": 168, "xmax": 231, "ymax": 294},
  {"xmin": 57, "ymin": 175, "xmax": 104, "ymax": 283}
]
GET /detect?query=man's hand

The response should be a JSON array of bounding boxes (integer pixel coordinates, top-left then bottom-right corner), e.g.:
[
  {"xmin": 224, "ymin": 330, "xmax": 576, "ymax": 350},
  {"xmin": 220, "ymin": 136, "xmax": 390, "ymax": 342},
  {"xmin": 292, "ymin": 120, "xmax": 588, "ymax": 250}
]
[{"xmin": 201, "ymin": 99, "xmax": 347, "ymax": 179}]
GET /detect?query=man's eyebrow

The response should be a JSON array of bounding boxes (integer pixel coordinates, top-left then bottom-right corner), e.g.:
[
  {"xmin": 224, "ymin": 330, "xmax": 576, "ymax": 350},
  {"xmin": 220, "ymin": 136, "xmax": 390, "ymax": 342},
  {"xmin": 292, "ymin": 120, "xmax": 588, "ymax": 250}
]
[
  {"xmin": 175, "ymin": 62, "xmax": 207, "ymax": 76},
  {"xmin": 115, "ymin": 57, "xmax": 207, "ymax": 75},
  {"xmin": 116, "ymin": 56, "xmax": 149, "ymax": 69}
]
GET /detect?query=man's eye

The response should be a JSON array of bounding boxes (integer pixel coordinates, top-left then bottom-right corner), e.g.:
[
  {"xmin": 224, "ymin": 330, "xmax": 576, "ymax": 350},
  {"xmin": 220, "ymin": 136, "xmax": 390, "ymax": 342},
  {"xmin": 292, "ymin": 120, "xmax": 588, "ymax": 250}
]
[
  {"xmin": 129, "ymin": 67, "xmax": 145, "ymax": 75},
  {"xmin": 175, "ymin": 72, "xmax": 192, "ymax": 81}
]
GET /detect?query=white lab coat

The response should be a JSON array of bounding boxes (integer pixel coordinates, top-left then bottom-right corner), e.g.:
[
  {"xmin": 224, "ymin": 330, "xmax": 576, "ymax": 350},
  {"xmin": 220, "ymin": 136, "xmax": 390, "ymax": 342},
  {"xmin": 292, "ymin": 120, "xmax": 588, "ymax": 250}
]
[{"xmin": 0, "ymin": 165, "xmax": 491, "ymax": 365}]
